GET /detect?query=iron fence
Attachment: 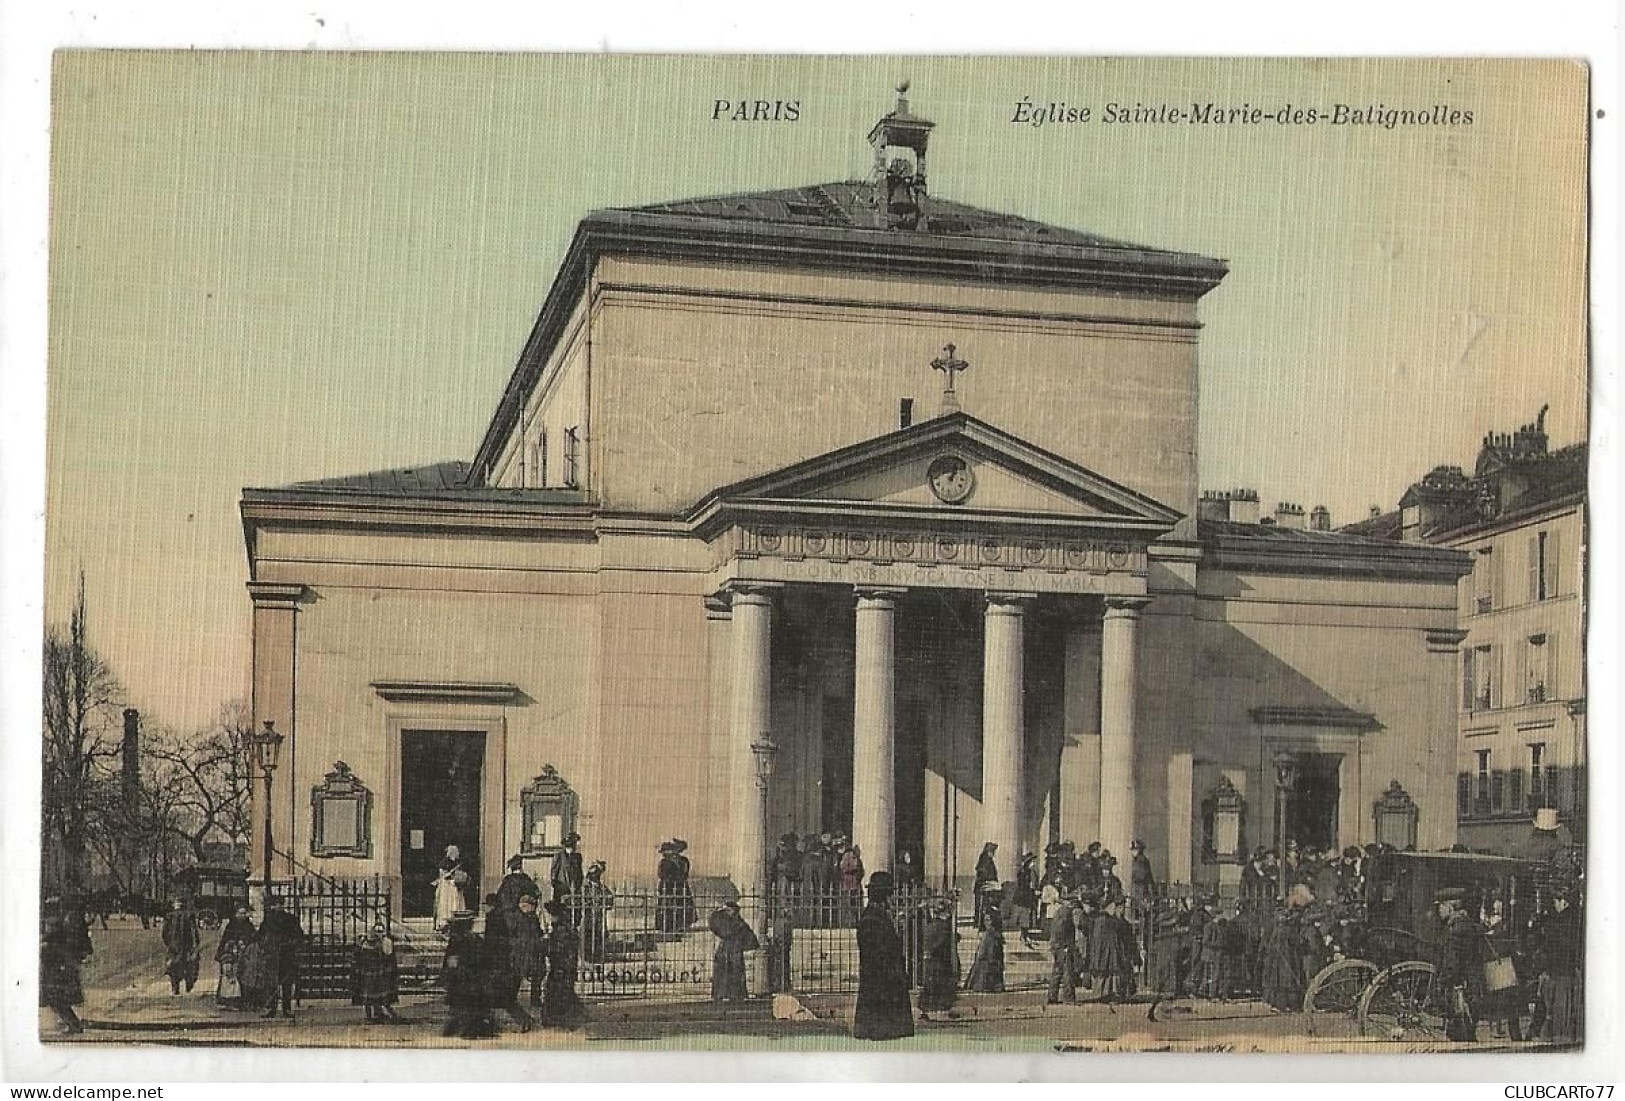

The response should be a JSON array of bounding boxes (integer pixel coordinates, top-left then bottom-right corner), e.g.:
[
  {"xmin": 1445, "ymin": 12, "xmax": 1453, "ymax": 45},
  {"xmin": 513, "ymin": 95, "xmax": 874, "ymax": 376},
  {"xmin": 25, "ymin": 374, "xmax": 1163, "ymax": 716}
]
[
  {"xmin": 266, "ymin": 875, "xmax": 393, "ymax": 1000},
  {"xmin": 560, "ymin": 884, "xmax": 947, "ymax": 998}
]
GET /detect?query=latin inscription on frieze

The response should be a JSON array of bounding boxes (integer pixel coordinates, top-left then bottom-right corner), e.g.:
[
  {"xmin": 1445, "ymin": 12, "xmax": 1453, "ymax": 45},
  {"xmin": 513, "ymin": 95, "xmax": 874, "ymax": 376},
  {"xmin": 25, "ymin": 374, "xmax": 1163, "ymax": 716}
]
[{"xmin": 736, "ymin": 525, "xmax": 1144, "ymax": 574}]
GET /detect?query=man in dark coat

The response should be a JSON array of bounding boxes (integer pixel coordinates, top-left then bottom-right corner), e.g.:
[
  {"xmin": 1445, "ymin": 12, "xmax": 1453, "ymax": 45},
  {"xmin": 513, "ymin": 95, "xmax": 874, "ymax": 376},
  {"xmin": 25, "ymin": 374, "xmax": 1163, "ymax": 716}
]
[
  {"xmin": 481, "ymin": 893, "xmax": 534, "ymax": 1032},
  {"xmin": 257, "ymin": 894, "xmax": 305, "ymax": 1019},
  {"xmin": 765, "ymin": 901, "xmax": 795, "ymax": 994},
  {"xmin": 1129, "ymin": 840, "xmax": 1156, "ymax": 917},
  {"xmin": 162, "ymin": 898, "xmax": 201, "ymax": 994},
  {"xmin": 550, "ymin": 833, "xmax": 584, "ymax": 902},
  {"xmin": 770, "ymin": 833, "xmax": 804, "ymax": 901},
  {"xmin": 707, "ymin": 900, "xmax": 759, "ymax": 1002},
  {"xmin": 40, "ymin": 908, "xmax": 88, "ymax": 1034},
  {"xmin": 852, "ymin": 871, "xmax": 914, "ymax": 1040},
  {"xmin": 509, "ymin": 894, "xmax": 547, "ymax": 1008},
  {"xmin": 1434, "ymin": 887, "xmax": 1492, "ymax": 1042},
  {"xmin": 441, "ymin": 911, "xmax": 495, "ymax": 1038},
  {"xmin": 1531, "ymin": 890, "xmax": 1583, "ymax": 1042},
  {"xmin": 1045, "ymin": 894, "xmax": 1080, "ymax": 1005},
  {"xmin": 495, "ymin": 855, "xmax": 541, "ymax": 912}
]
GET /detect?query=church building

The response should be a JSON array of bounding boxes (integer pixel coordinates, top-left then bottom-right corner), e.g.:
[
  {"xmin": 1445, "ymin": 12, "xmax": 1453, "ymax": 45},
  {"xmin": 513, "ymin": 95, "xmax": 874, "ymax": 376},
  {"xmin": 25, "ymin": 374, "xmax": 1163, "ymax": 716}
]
[{"xmin": 241, "ymin": 92, "xmax": 1471, "ymax": 913}]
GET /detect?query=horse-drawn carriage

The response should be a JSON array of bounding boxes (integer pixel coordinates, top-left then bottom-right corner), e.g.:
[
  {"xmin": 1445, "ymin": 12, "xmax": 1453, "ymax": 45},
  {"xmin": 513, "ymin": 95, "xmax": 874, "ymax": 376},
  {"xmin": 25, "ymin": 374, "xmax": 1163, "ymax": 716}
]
[
  {"xmin": 1301, "ymin": 851, "xmax": 1543, "ymax": 1039},
  {"xmin": 173, "ymin": 864, "xmax": 250, "ymax": 930}
]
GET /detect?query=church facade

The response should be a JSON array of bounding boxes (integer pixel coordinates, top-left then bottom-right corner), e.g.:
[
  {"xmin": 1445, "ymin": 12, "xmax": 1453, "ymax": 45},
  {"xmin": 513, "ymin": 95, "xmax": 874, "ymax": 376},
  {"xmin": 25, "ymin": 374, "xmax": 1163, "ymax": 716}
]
[{"xmin": 241, "ymin": 95, "xmax": 1470, "ymax": 912}]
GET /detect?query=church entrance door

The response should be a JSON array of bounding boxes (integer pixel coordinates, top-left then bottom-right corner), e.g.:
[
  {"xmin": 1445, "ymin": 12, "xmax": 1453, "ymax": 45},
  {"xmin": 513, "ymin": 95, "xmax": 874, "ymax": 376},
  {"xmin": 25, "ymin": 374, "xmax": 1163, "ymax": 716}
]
[
  {"xmin": 400, "ymin": 730, "xmax": 485, "ymax": 919},
  {"xmin": 1285, "ymin": 752, "xmax": 1341, "ymax": 854}
]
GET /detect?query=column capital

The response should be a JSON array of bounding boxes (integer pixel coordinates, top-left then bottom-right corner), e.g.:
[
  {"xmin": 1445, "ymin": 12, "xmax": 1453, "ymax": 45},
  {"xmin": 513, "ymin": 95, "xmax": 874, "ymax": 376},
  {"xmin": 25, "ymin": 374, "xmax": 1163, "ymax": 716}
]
[
  {"xmin": 1424, "ymin": 627, "xmax": 1469, "ymax": 653},
  {"xmin": 854, "ymin": 585, "xmax": 908, "ymax": 606},
  {"xmin": 717, "ymin": 581, "xmax": 783, "ymax": 608},
  {"xmin": 1103, "ymin": 594, "xmax": 1155, "ymax": 619},
  {"xmin": 985, "ymin": 591, "xmax": 1037, "ymax": 615},
  {"xmin": 703, "ymin": 592, "xmax": 734, "ymax": 621},
  {"xmin": 247, "ymin": 582, "xmax": 306, "ymax": 610}
]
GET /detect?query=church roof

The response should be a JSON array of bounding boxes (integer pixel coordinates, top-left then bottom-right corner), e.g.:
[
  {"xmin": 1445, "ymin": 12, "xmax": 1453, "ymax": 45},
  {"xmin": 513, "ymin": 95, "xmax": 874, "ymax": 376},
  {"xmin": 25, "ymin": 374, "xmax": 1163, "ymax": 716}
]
[
  {"xmin": 246, "ymin": 460, "xmax": 589, "ymax": 503},
  {"xmin": 472, "ymin": 180, "xmax": 1228, "ymax": 479},
  {"xmin": 617, "ymin": 180, "xmax": 1176, "ymax": 254}
]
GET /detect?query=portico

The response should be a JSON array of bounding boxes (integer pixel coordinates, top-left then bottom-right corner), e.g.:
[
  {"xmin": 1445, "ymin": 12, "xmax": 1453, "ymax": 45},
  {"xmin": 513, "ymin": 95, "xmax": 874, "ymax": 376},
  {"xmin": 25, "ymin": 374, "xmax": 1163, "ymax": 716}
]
[{"xmin": 695, "ymin": 410, "xmax": 1176, "ymax": 889}]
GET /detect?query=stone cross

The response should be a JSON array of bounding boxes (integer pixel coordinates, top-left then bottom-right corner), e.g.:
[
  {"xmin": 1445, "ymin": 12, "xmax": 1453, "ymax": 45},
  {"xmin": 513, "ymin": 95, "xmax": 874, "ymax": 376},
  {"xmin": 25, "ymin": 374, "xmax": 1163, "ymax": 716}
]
[{"xmin": 930, "ymin": 343, "xmax": 969, "ymax": 413}]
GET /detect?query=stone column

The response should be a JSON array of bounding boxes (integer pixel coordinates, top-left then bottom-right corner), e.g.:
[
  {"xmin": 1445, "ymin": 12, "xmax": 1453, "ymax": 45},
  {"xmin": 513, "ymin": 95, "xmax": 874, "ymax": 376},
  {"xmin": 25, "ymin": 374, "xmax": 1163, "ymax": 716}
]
[
  {"xmin": 982, "ymin": 593, "xmax": 1031, "ymax": 870},
  {"xmin": 1099, "ymin": 595, "xmax": 1151, "ymax": 865},
  {"xmin": 247, "ymin": 582, "xmax": 304, "ymax": 887},
  {"xmin": 852, "ymin": 587, "xmax": 904, "ymax": 873},
  {"xmin": 1058, "ymin": 618, "xmax": 1103, "ymax": 846},
  {"xmin": 727, "ymin": 584, "xmax": 778, "ymax": 891}
]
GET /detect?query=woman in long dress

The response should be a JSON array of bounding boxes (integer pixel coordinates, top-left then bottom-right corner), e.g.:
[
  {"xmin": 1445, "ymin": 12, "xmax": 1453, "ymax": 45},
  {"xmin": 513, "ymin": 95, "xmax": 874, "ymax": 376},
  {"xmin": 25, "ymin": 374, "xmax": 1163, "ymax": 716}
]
[
  {"xmin": 707, "ymin": 901, "xmax": 759, "ymax": 1002},
  {"xmin": 433, "ymin": 845, "xmax": 469, "ymax": 931},
  {"xmin": 540, "ymin": 901, "xmax": 587, "ymax": 1027},
  {"xmin": 214, "ymin": 907, "xmax": 256, "ymax": 1008},
  {"xmin": 917, "ymin": 898, "xmax": 960, "ymax": 1019},
  {"xmin": 965, "ymin": 904, "xmax": 1005, "ymax": 993},
  {"xmin": 852, "ymin": 872, "xmax": 914, "ymax": 1041}
]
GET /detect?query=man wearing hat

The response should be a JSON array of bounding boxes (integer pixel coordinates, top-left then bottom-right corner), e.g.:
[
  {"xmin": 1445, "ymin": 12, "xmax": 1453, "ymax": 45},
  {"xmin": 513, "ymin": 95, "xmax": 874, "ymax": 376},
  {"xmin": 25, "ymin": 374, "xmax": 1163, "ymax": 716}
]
[
  {"xmin": 580, "ymin": 860, "xmax": 613, "ymax": 962},
  {"xmin": 550, "ymin": 833, "xmax": 584, "ymax": 903},
  {"xmin": 852, "ymin": 871, "xmax": 914, "ymax": 1040},
  {"xmin": 656, "ymin": 841, "xmax": 682, "ymax": 933},
  {"xmin": 441, "ymin": 909, "xmax": 495, "ymax": 1038},
  {"xmin": 496, "ymin": 855, "xmax": 541, "ymax": 912},
  {"xmin": 1434, "ymin": 887, "xmax": 1491, "ymax": 1042},
  {"xmin": 1129, "ymin": 840, "xmax": 1156, "ymax": 916},
  {"xmin": 257, "ymin": 894, "xmax": 305, "ymax": 1020}
]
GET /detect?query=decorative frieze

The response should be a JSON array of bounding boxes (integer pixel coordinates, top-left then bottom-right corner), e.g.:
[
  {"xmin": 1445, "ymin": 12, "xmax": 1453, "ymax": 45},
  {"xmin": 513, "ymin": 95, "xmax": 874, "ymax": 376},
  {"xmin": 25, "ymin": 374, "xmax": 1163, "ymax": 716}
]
[{"xmin": 734, "ymin": 524, "xmax": 1144, "ymax": 574}]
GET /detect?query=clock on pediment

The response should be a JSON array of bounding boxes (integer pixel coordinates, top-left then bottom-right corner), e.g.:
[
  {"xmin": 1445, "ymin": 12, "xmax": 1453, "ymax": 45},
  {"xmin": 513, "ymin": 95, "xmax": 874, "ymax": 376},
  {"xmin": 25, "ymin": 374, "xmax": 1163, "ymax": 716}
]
[{"xmin": 926, "ymin": 453, "xmax": 975, "ymax": 504}]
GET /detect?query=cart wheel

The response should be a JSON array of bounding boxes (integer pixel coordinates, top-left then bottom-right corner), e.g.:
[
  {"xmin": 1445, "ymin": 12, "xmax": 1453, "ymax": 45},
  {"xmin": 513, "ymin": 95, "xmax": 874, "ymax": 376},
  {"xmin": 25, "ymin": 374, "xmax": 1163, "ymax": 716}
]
[
  {"xmin": 1303, "ymin": 958, "xmax": 1379, "ymax": 1024},
  {"xmin": 1358, "ymin": 961, "xmax": 1446, "ymax": 1041}
]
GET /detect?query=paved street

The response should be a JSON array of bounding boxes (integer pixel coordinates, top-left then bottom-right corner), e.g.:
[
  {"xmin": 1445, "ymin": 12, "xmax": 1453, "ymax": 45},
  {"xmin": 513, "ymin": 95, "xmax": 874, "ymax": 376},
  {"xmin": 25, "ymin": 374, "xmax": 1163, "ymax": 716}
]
[{"xmin": 45, "ymin": 921, "xmax": 1560, "ymax": 1053}]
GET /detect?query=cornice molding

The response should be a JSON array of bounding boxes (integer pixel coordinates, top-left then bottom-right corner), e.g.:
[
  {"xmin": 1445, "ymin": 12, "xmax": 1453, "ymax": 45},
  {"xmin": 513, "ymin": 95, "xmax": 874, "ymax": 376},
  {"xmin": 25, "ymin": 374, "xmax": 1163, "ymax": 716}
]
[{"xmin": 370, "ymin": 680, "xmax": 522, "ymax": 705}]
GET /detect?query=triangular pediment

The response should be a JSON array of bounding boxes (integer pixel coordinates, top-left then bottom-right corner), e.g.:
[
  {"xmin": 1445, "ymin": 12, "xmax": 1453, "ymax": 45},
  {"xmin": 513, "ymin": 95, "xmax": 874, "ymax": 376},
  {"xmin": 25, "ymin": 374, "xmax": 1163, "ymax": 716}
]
[{"xmin": 688, "ymin": 413, "xmax": 1181, "ymax": 537}]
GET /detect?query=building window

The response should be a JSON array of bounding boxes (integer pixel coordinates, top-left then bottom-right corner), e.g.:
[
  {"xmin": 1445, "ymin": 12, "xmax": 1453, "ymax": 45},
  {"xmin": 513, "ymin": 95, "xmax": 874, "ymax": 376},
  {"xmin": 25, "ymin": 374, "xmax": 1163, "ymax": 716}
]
[
  {"xmin": 1474, "ymin": 547, "xmax": 1495, "ymax": 613},
  {"xmin": 310, "ymin": 761, "xmax": 373, "ymax": 858},
  {"xmin": 1544, "ymin": 764, "xmax": 1561, "ymax": 812},
  {"xmin": 1525, "ymin": 634, "xmax": 1549, "ymax": 704},
  {"xmin": 1529, "ymin": 528, "xmax": 1561, "ymax": 602},
  {"xmin": 1457, "ymin": 772, "xmax": 1472, "ymax": 819},
  {"xmin": 1528, "ymin": 743, "xmax": 1545, "ymax": 810},
  {"xmin": 520, "ymin": 764, "xmax": 579, "ymax": 857},
  {"xmin": 1490, "ymin": 770, "xmax": 1506, "ymax": 815},
  {"xmin": 1508, "ymin": 768, "xmax": 1524, "ymax": 816},
  {"xmin": 562, "ymin": 426, "xmax": 580, "ymax": 489},
  {"xmin": 1475, "ymin": 750, "xmax": 1492, "ymax": 816},
  {"xmin": 1464, "ymin": 644, "xmax": 1496, "ymax": 711}
]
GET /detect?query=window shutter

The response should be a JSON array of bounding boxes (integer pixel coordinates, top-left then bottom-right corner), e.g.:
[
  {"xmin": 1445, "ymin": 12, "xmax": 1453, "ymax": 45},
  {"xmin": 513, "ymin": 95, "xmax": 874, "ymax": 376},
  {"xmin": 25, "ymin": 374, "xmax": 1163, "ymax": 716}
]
[
  {"xmin": 1492, "ymin": 548, "xmax": 1505, "ymax": 609},
  {"xmin": 1457, "ymin": 773, "xmax": 1472, "ymax": 818},
  {"xmin": 1515, "ymin": 641, "xmax": 1529, "ymax": 705},
  {"xmin": 1545, "ymin": 765, "xmax": 1561, "ymax": 810},
  {"xmin": 1492, "ymin": 645, "xmax": 1502, "ymax": 708},
  {"xmin": 1547, "ymin": 526, "xmax": 1561, "ymax": 597},
  {"xmin": 1528, "ymin": 535, "xmax": 1540, "ymax": 602},
  {"xmin": 1509, "ymin": 768, "xmax": 1524, "ymax": 814},
  {"xmin": 1462, "ymin": 651, "xmax": 1475, "ymax": 709},
  {"xmin": 1546, "ymin": 632, "xmax": 1559, "ymax": 699}
]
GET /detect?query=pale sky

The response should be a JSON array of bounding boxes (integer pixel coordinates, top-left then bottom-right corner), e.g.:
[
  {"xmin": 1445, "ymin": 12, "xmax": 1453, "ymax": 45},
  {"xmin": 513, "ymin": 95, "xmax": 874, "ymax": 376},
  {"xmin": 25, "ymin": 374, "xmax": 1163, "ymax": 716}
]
[{"xmin": 45, "ymin": 53, "xmax": 1589, "ymax": 731}]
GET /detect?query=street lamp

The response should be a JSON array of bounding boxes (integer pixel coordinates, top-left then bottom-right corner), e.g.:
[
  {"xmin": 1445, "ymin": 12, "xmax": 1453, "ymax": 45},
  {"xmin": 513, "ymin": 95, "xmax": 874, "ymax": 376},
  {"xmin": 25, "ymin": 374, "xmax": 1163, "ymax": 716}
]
[
  {"xmin": 252, "ymin": 720, "xmax": 286, "ymax": 890},
  {"xmin": 1272, "ymin": 750, "xmax": 1297, "ymax": 901},
  {"xmin": 750, "ymin": 735, "xmax": 778, "ymax": 888}
]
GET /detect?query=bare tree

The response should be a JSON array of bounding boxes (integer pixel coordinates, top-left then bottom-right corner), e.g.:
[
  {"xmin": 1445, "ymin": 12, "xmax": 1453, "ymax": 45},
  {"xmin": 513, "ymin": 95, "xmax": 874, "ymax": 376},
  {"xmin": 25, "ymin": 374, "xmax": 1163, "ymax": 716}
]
[
  {"xmin": 142, "ymin": 704, "xmax": 254, "ymax": 865},
  {"xmin": 41, "ymin": 572, "xmax": 124, "ymax": 897}
]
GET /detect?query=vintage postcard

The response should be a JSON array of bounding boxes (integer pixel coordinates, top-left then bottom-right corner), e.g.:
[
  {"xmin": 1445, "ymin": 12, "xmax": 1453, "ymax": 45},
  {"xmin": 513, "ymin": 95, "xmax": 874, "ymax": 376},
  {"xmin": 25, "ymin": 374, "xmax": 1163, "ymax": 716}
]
[{"xmin": 38, "ymin": 53, "xmax": 1589, "ymax": 1055}]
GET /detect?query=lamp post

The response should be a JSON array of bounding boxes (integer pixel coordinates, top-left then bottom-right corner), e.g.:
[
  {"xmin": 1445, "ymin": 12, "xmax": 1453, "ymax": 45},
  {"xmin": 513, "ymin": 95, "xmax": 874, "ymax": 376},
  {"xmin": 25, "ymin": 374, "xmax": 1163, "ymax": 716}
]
[
  {"xmin": 1273, "ymin": 750, "xmax": 1297, "ymax": 901},
  {"xmin": 252, "ymin": 720, "xmax": 286, "ymax": 891},
  {"xmin": 750, "ymin": 735, "xmax": 778, "ymax": 889}
]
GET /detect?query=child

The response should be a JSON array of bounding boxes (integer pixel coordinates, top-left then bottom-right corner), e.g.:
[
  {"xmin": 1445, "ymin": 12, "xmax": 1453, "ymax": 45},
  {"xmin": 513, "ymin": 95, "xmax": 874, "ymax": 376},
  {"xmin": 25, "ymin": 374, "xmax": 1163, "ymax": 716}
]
[{"xmin": 352, "ymin": 922, "xmax": 402, "ymax": 1024}]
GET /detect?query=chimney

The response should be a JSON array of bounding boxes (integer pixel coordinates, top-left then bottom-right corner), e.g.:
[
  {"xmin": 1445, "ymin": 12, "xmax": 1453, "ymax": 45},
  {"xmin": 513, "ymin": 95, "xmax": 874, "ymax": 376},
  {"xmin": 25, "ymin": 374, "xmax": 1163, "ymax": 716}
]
[
  {"xmin": 121, "ymin": 707, "xmax": 140, "ymax": 805},
  {"xmin": 1274, "ymin": 502, "xmax": 1307, "ymax": 530},
  {"xmin": 1309, "ymin": 505, "xmax": 1331, "ymax": 532},
  {"xmin": 1228, "ymin": 488, "xmax": 1260, "ymax": 524},
  {"xmin": 1197, "ymin": 490, "xmax": 1231, "ymax": 522}
]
